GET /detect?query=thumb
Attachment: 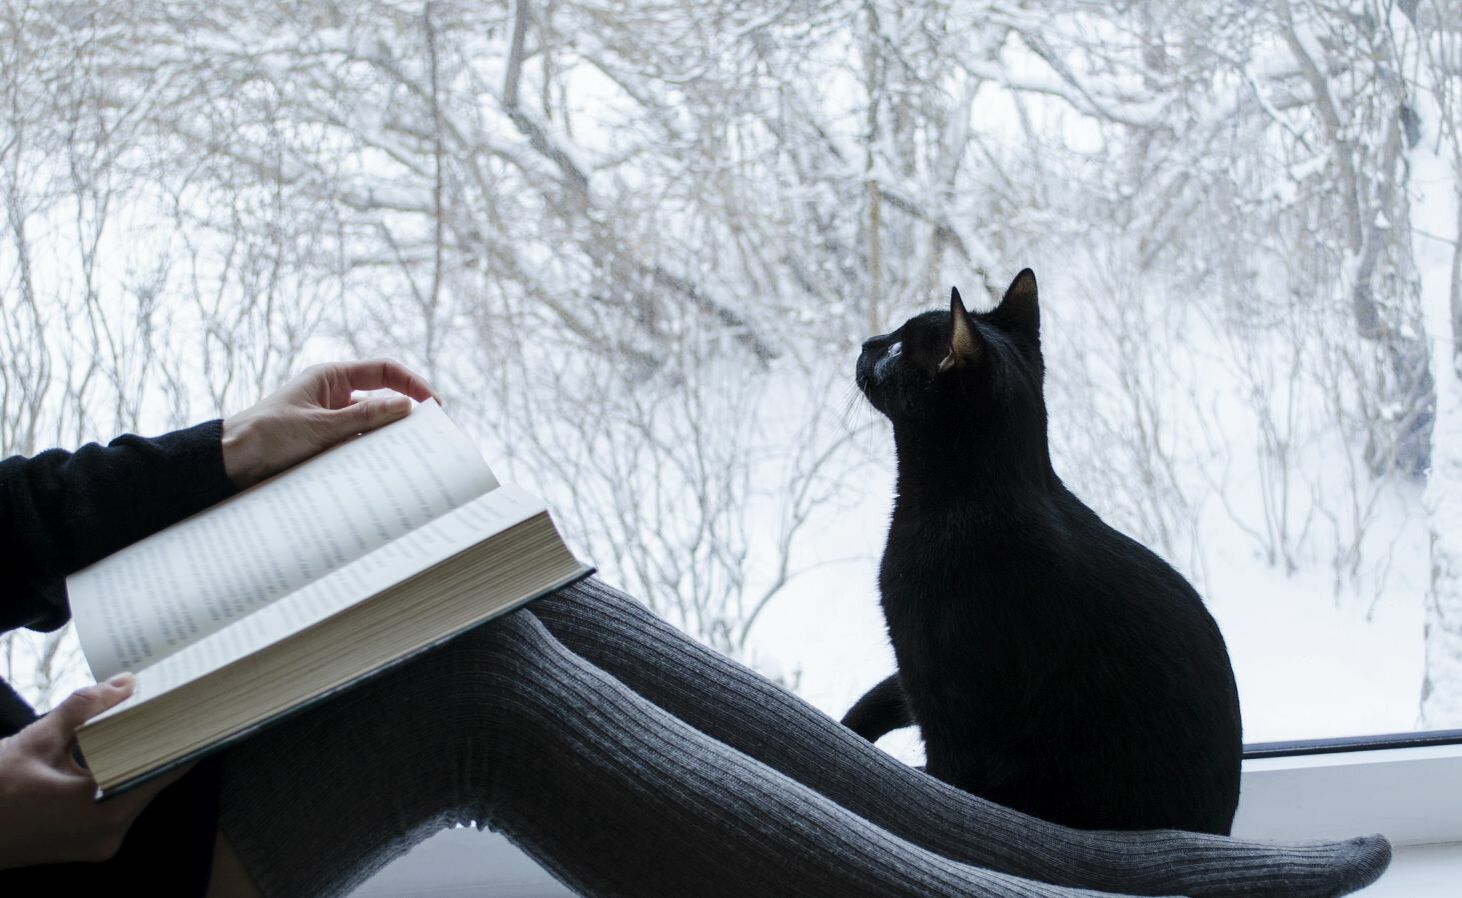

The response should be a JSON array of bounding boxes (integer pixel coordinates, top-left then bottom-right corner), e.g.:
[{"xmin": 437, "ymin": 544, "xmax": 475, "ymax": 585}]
[
  {"xmin": 326, "ymin": 395, "xmax": 413, "ymax": 439},
  {"xmin": 38, "ymin": 674, "xmax": 135, "ymax": 753}
]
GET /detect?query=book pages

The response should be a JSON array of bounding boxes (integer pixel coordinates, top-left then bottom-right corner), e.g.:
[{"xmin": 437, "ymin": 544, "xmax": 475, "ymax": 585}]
[
  {"xmin": 87, "ymin": 485, "xmax": 548, "ymax": 723},
  {"xmin": 69, "ymin": 401, "xmax": 497, "ymax": 680}
]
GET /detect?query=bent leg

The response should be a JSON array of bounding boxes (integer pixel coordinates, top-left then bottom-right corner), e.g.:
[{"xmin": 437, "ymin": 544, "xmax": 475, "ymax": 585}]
[
  {"xmin": 531, "ymin": 577, "xmax": 1390, "ymax": 898},
  {"xmin": 213, "ymin": 606, "xmax": 1141, "ymax": 898}
]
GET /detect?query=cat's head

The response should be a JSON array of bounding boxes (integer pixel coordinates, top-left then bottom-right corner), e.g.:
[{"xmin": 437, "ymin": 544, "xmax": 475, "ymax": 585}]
[{"xmin": 856, "ymin": 269, "xmax": 1044, "ymax": 439}]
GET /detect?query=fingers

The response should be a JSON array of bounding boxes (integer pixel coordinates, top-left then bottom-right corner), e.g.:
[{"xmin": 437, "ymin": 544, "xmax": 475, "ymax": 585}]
[
  {"xmin": 33, "ymin": 674, "xmax": 135, "ymax": 759},
  {"xmin": 322, "ymin": 394, "xmax": 414, "ymax": 441},
  {"xmin": 330, "ymin": 359, "xmax": 436, "ymax": 404},
  {"xmin": 59, "ymin": 758, "xmax": 200, "ymax": 864}
]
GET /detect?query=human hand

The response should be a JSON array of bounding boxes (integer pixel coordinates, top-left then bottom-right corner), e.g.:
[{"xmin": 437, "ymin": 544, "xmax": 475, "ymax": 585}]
[
  {"xmin": 222, "ymin": 359, "xmax": 437, "ymax": 489},
  {"xmin": 0, "ymin": 674, "xmax": 198, "ymax": 870}
]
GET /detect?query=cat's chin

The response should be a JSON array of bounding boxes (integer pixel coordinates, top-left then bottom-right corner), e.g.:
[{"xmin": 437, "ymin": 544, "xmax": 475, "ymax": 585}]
[{"xmin": 855, "ymin": 354, "xmax": 872, "ymax": 390}]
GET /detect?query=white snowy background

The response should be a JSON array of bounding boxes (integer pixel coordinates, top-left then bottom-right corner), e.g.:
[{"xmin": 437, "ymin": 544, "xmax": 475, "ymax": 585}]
[{"xmin": 3, "ymin": 0, "xmax": 1461, "ymax": 760}]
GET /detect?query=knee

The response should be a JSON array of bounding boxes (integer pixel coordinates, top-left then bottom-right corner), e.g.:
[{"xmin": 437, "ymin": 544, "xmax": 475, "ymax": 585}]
[
  {"xmin": 423, "ymin": 610, "xmax": 575, "ymax": 806},
  {"xmin": 533, "ymin": 576, "xmax": 656, "ymax": 631},
  {"xmin": 531, "ymin": 578, "xmax": 603, "ymax": 618},
  {"xmin": 446, "ymin": 607, "xmax": 553, "ymax": 679},
  {"xmin": 438, "ymin": 607, "xmax": 579, "ymax": 715}
]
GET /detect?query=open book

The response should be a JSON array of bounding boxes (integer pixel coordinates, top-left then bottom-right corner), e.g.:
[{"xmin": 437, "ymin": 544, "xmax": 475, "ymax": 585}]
[{"xmin": 69, "ymin": 401, "xmax": 592, "ymax": 800}]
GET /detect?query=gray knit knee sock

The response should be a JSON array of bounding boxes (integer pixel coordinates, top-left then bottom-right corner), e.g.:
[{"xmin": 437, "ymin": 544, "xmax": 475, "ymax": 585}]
[
  {"xmin": 531, "ymin": 577, "xmax": 1391, "ymax": 898},
  {"xmin": 216, "ymin": 607, "xmax": 1166, "ymax": 898},
  {"xmin": 479, "ymin": 608, "xmax": 1170, "ymax": 898},
  {"xmin": 215, "ymin": 612, "xmax": 519, "ymax": 898}
]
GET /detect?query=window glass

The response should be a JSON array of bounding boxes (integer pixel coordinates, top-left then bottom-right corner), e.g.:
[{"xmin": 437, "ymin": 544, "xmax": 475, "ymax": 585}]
[{"xmin": 2, "ymin": 2, "xmax": 1459, "ymax": 748}]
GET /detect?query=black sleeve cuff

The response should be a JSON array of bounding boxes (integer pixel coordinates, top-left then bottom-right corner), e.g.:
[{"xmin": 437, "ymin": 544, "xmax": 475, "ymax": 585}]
[{"xmin": 124, "ymin": 418, "xmax": 238, "ymax": 512}]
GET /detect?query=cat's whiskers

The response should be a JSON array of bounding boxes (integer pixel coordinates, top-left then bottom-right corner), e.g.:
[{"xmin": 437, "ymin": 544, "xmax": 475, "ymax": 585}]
[
  {"xmin": 838, "ymin": 383, "xmax": 863, "ymax": 432},
  {"xmin": 835, "ymin": 384, "xmax": 886, "ymax": 459}
]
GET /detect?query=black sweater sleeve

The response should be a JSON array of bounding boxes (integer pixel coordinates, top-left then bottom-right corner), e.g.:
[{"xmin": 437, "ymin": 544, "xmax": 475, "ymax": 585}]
[{"xmin": 0, "ymin": 419, "xmax": 240, "ymax": 634}]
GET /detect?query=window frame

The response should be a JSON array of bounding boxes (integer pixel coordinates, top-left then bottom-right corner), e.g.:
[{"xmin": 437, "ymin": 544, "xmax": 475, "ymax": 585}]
[{"xmin": 1235, "ymin": 729, "xmax": 1462, "ymax": 848}]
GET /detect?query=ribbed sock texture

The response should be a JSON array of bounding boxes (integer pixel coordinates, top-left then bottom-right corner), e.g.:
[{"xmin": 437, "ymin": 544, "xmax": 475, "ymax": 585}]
[
  {"xmin": 215, "ymin": 602, "xmax": 1162, "ymax": 897},
  {"xmin": 530, "ymin": 577, "xmax": 1392, "ymax": 898}
]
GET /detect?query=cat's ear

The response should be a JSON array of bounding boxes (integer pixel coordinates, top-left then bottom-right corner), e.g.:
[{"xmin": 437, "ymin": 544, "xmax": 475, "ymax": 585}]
[
  {"xmin": 938, "ymin": 286, "xmax": 981, "ymax": 373},
  {"xmin": 988, "ymin": 268, "xmax": 1039, "ymax": 339}
]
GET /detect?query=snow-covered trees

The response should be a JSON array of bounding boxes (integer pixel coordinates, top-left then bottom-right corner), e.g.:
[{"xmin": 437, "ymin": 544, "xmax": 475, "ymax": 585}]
[
  {"xmin": 3, "ymin": 0, "xmax": 1460, "ymax": 730},
  {"xmin": 1410, "ymin": 1, "xmax": 1462, "ymax": 725}
]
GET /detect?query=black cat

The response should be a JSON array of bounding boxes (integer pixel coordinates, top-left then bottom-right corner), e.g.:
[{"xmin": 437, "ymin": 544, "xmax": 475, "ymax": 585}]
[{"xmin": 842, "ymin": 269, "xmax": 1242, "ymax": 835}]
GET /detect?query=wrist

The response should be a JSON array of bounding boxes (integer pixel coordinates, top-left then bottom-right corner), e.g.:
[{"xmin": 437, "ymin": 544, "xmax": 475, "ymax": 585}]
[{"xmin": 221, "ymin": 413, "xmax": 269, "ymax": 489}]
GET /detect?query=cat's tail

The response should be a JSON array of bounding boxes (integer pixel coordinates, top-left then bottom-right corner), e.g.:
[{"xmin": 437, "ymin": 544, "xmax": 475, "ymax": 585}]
[{"xmin": 841, "ymin": 672, "xmax": 914, "ymax": 742}]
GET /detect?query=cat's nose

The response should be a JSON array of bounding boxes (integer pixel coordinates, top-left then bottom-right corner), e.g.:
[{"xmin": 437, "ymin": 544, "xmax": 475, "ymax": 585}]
[{"xmin": 861, "ymin": 338, "xmax": 882, "ymax": 354}]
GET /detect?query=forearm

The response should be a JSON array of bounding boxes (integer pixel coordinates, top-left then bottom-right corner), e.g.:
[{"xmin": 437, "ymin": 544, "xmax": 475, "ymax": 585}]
[{"xmin": 0, "ymin": 420, "xmax": 237, "ymax": 632}]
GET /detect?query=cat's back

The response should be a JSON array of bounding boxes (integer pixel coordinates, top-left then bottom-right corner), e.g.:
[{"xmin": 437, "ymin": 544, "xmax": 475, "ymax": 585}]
[{"xmin": 997, "ymin": 487, "xmax": 1240, "ymax": 719}]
